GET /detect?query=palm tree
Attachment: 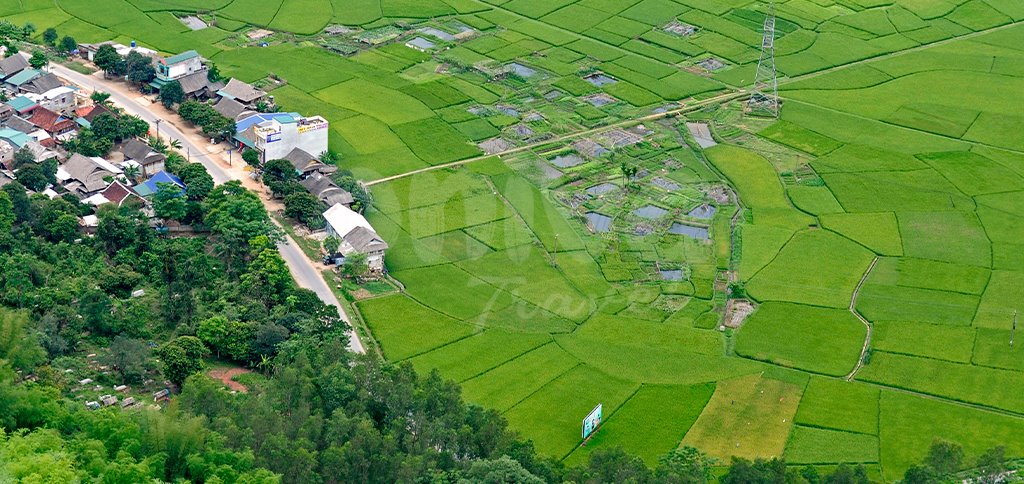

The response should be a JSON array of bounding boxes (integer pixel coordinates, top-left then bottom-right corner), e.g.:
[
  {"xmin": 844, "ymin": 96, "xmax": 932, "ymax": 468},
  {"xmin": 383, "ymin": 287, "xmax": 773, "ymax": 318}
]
[
  {"xmin": 169, "ymin": 139, "xmax": 182, "ymax": 150},
  {"xmin": 147, "ymin": 135, "xmax": 168, "ymax": 154},
  {"xmin": 122, "ymin": 164, "xmax": 141, "ymax": 183}
]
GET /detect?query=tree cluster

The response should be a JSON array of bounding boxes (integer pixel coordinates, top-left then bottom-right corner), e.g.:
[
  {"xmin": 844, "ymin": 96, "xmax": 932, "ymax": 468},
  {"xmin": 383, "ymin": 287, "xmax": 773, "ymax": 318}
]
[
  {"xmin": 65, "ymin": 112, "xmax": 150, "ymax": 157},
  {"xmin": 178, "ymin": 100, "xmax": 236, "ymax": 142}
]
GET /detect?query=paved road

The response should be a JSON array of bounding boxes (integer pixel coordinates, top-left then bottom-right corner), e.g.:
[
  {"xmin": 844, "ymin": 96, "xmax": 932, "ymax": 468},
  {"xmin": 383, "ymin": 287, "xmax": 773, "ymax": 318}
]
[{"xmin": 49, "ymin": 63, "xmax": 366, "ymax": 354}]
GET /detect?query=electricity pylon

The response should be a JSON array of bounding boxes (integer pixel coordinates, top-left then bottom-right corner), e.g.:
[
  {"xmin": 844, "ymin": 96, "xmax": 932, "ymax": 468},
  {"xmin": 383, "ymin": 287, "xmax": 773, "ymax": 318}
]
[{"xmin": 748, "ymin": 1, "xmax": 779, "ymax": 117}]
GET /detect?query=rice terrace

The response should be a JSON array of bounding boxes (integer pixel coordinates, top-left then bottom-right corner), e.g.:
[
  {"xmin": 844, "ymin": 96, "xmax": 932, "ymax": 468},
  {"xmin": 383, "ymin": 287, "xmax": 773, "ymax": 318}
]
[{"xmin": 5, "ymin": 0, "xmax": 1024, "ymax": 480}]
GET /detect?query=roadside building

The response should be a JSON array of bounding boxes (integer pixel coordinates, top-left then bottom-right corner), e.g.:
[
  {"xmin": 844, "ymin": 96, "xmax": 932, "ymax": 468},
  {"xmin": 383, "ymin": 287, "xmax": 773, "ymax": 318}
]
[
  {"xmin": 301, "ymin": 172, "xmax": 353, "ymax": 208},
  {"xmin": 176, "ymin": 69, "xmax": 224, "ymax": 100},
  {"xmin": 0, "ymin": 53, "xmax": 29, "ymax": 80},
  {"xmin": 79, "ymin": 41, "xmax": 158, "ymax": 62},
  {"xmin": 26, "ymin": 86, "xmax": 78, "ymax": 115},
  {"xmin": 283, "ymin": 147, "xmax": 335, "ymax": 177},
  {"xmin": 120, "ymin": 138, "xmax": 167, "ymax": 176},
  {"xmin": 0, "ymin": 139, "xmax": 12, "ymax": 166},
  {"xmin": 19, "ymin": 71, "xmax": 61, "ymax": 95},
  {"xmin": 217, "ymin": 78, "xmax": 266, "ymax": 107},
  {"xmin": 155, "ymin": 50, "xmax": 204, "ymax": 82},
  {"xmin": 322, "ymin": 202, "xmax": 388, "ymax": 272},
  {"xmin": 234, "ymin": 112, "xmax": 328, "ymax": 163},
  {"xmin": 212, "ymin": 96, "xmax": 252, "ymax": 120}
]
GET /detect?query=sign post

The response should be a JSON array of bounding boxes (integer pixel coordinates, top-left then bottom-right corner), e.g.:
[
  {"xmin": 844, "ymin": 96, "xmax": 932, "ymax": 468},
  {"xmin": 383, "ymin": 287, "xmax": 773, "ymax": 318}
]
[{"xmin": 582, "ymin": 403, "xmax": 603, "ymax": 440}]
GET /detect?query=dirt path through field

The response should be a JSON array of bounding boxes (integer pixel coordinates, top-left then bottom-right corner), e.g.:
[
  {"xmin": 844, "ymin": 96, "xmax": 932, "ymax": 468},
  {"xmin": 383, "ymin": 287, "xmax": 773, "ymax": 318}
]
[
  {"xmin": 845, "ymin": 256, "xmax": 879, "ymax": 381},
  {"xmin": 209, "ymin": 367, "xmax": 252, "ymax": 393}
]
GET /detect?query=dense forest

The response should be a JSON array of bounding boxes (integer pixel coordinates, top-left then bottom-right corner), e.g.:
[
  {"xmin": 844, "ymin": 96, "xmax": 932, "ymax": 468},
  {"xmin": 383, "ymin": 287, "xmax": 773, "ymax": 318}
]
[{"xmin": 0, "ymin": 153, "xmax": 1001, "ymax": 483}]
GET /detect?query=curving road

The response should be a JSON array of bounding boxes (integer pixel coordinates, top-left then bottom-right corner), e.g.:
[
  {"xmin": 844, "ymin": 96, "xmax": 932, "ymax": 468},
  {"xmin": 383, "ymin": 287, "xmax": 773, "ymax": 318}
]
[{"xmin": 49, "ymin": 63, "xmax": 365, "ymax": 354}]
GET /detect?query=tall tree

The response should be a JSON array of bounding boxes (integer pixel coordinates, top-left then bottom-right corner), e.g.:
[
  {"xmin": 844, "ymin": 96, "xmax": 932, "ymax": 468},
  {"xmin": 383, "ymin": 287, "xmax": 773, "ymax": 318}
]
[
  {"xmin": 284, "ymin": 191, "xmax": 322, "ymax": 226},
  {"xmin": 12, "ymin": 147, "xmax": 35, "ymax": 168},
  {"xmin": 15, "ymin": 163, "xmax": 47, "ymax": 191},
  {"xmin": 28, "ymin": 50, "xmax": 47, "ymax": 69},
  {"xmin": 125, "ymin": 51, "xmax": 155, "ymax": 85},
  {"xmin": 159, "ymin": 80, "xmax": 184, "ymax": 109},
  {"xmin": 107, "ymin": 336, "xmax": 148, "ymax": 383},
  {"xmin": 90, "ymin": 90, "xmax": 111, "ymax": 105},
  {"xmin": 42, "ymin": 27, "xmax": 57, "ymax": 46},
  {"xmin": 59, "ymin": 35, "xmax": 77, "ymax": 54},
  {"xmin": 178, "ymin": 163, "xmax": 213, "ymax": 201},
  {"xmin": 93, "ymin": 44, "xmax": 124, "ymax": 76},
  {"xmin": 157, "ymin": 336, "xmax": 206, "ymax": 386},
  {"xmin": 153, "ymin": 182, "xmax": 187, "ymax": 222}
]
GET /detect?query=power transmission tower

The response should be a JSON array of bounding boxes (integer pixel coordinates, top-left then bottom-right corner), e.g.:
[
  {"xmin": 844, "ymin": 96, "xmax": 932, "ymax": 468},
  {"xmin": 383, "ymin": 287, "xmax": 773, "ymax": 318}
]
[{"xmin": 748, "ymin": 1, "xmax": 779, "ymax": 117}]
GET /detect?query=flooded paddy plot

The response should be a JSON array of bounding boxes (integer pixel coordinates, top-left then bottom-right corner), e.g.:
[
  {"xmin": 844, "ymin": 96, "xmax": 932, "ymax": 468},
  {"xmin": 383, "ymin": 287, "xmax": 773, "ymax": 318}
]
[
  {"xmin": 652, "ymin": 177, "xmax": 681, "ymax": 191},
  {"xmin": 686, "ymin": 122, "xmax": 717, "ymax": 148},
  {"xmin": 419, "ymin": 27, "xmax": 455, "ymax": 42},
  {"xmin": 586, "ymin": 183, "xmax": 618, "ymax": 196},
  {"xmin": 604, "ymin": 128, "xmax": 643, "ymax": 147},
  {"xmin": 585, "ymin": 93, "xmax": 618, "ymax": 107},
  {"xmin": 549, "ymin": 153, "xmax": 585, "ymax": 168},
  {"xmin": 665, "ymin": 21, "xmax": 697, "ymax": 36},
  {"xmin": 479, "ymin": 138, "xmax": 513, "ymax": 154},
  {"xmin": 698, "ymin": 58, "xmax": 727, "ymax": 71},
  {"xmin": 496, "ymin": 105, "xmax": 520, "ymax": 117},
  {"xmin": 660, "ymin": 269, "xmax": 685, "ymax": 281},
  {"xmin": 669, "ymin": 222, "xmax": 710, "ymax": 240},
  {"xmin": 573, "ymin": 139, "xmax": 609, "ymax": 157},
  {"xmin": 634, "ymin": 205, "xmax": 669, "ymax": 219},
  {"xmin": 586, "ymin": 212, "xmax": 613, "ymax": 232},
  {"xmin": 687, "ymin": 204, "xmax": 717, "ymax": 219},
  {"xmin": 506, "ymin": 62, "xmax": 538, "ymax": 78},
  {"xmin": 179, "ymin": 16, "xmax": 208, "ymax": 30},
  {"xmin": 584, "ymin": 73, "xmax": 617, "ymax": 87}
]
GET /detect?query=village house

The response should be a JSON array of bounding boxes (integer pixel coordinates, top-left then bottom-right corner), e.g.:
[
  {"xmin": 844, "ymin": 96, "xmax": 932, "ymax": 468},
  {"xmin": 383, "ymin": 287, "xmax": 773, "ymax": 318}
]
[
  {"xmin": 0, "ymin": 127, "xmax": 31, "ymax": 157},
  {"xmin": 217, "ymin": 78, "xmax": 266, "ymax": 107},
  {"xmin": 5, "ymin": 69, "xmax": 62, "ymax": 95},
  {"xmin": 74, "ymin": 103, "xmax": 113, "ymax": 128},
  {"xmin": 120, "ymin": 138, "xmax": 167, "ymax": 177},
  {"xmin": 78, "ymin": 41, "xmax": 158, "ymax": 62},
  {"xmin": 0, "ymin": 104, "xmax": 14, "ymax": 124},
  {"xmin": 58, "ymin": 153, "xmax": 122, "ymax": 197},
  {"xmin": 133, "ymin": 170, "xmax": 185, "ymax": 198},
  {"xmin": 82, "ymin": 180, "xmax": 143, "ymax": 208},
  {"xmin": 152, "ymin": 50, "xmax": 204, "ymax": 86},
  {"xmin": 234, "ymin": 112, "xmax": 329, "ymax": 163},
  {"xmin": 211, "ymin": 96, "xmax": 253, "ymax": 121},
  {"xmin": 0, "ymin": 139, "xmax": 12, "ymax": 166},
  {"xmin": 176, "ymin": 69, "xmax": 224, "ymax": 101},
  {"xmin": 25, "ymin": 86, "xmax": 78, "ymax": 116},
  {"xmin": 27, "ymin": 107, "xmax": 77, "ymax": 141},
  {"xmin": 6, "ymin": 95, "xmax": 38, "ymax": 117},
  {"xmin": 301, "ymin": 172, "xmax": 353, "ymax": 208},
  {"xmin": 322, "ymin": 202, "xmax": 388, "ymax": 273},
  {"xmin": 0, "ymin": 53, "xmax": 29, "ymax": 80},
  {"xmin": 283, "ymin": 147, "xmax": 335, "ymax": 177}
]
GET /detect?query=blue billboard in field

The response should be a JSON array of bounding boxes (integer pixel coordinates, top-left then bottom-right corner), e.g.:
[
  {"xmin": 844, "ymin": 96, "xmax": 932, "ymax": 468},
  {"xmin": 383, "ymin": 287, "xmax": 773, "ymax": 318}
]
[{"xmin": 582, "ymin": 403, "xmax": 602, "ymax": 439}]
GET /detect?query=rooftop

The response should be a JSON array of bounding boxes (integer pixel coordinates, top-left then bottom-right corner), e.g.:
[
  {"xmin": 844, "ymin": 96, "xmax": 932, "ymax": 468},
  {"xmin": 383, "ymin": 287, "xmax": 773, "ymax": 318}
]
[{"xmin": 164, "ymin": 50, "xmax": 200, "ymax": 65}]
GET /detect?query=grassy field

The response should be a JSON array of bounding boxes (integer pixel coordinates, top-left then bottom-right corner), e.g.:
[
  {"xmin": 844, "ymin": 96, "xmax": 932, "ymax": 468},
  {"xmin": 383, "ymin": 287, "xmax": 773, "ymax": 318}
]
[
  {"xmin": 19, "ymin": 0, "xmax": 1024, "ymax": 476},
  {"xmin": 680, "ymin": 374, "xmax": 803, "ymax": 461}
]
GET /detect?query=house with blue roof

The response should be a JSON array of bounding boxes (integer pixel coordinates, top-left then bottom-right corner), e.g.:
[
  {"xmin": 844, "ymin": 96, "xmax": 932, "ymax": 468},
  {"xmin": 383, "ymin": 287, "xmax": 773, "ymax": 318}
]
[
  {"xmin": 6, "ymin": 95, "xmax": 38, "ymax": 115},
  {"xmin": 233, "ymin": 111, "xmax": 329, "ymax": 164},
  {"xmin": 0, "ymin": 128, "xmax": 31, "ymax": 149},
  {"xmin": 134, "ymin": 170, "xmax": 185, "ymax": 198}
]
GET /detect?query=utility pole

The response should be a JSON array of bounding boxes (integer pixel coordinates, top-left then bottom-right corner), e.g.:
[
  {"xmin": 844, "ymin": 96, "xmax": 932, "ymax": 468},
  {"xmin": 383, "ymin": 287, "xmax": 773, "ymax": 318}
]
[
  {"xmin": 748, "ymin": 1, "xmax": 779, "ymax": 117},
  {"xmin": 154, "ymin": 118, "xmax": 161, "ymax": 141}
]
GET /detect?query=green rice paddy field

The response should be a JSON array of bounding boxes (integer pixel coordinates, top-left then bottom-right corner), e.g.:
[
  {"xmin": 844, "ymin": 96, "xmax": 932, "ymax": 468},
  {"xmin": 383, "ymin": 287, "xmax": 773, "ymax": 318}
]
[{"xmin": 15, "ymin": 0, "xmax": 1024, "ymax": 479}]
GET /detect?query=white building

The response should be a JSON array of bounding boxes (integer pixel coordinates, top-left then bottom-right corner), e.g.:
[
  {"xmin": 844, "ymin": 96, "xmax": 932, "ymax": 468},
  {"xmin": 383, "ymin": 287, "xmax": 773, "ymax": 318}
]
[
  {"xmin": 323, "ymin": 203, "xmax": 388, "ymax": 273},
  {"xmin": 26, "ymin": 86, "xmax": 78, "ymax": 116},
  {"xmin": 156, "ymin": 50, "xmax": 204, "ymax": 80},
  {"xmin": 235, "ymin": 112, "xmax": 329, "ymax": 163},
  {"xmin": 79, "ymin": 41, "xmax": 158, "ymax": 62}
]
